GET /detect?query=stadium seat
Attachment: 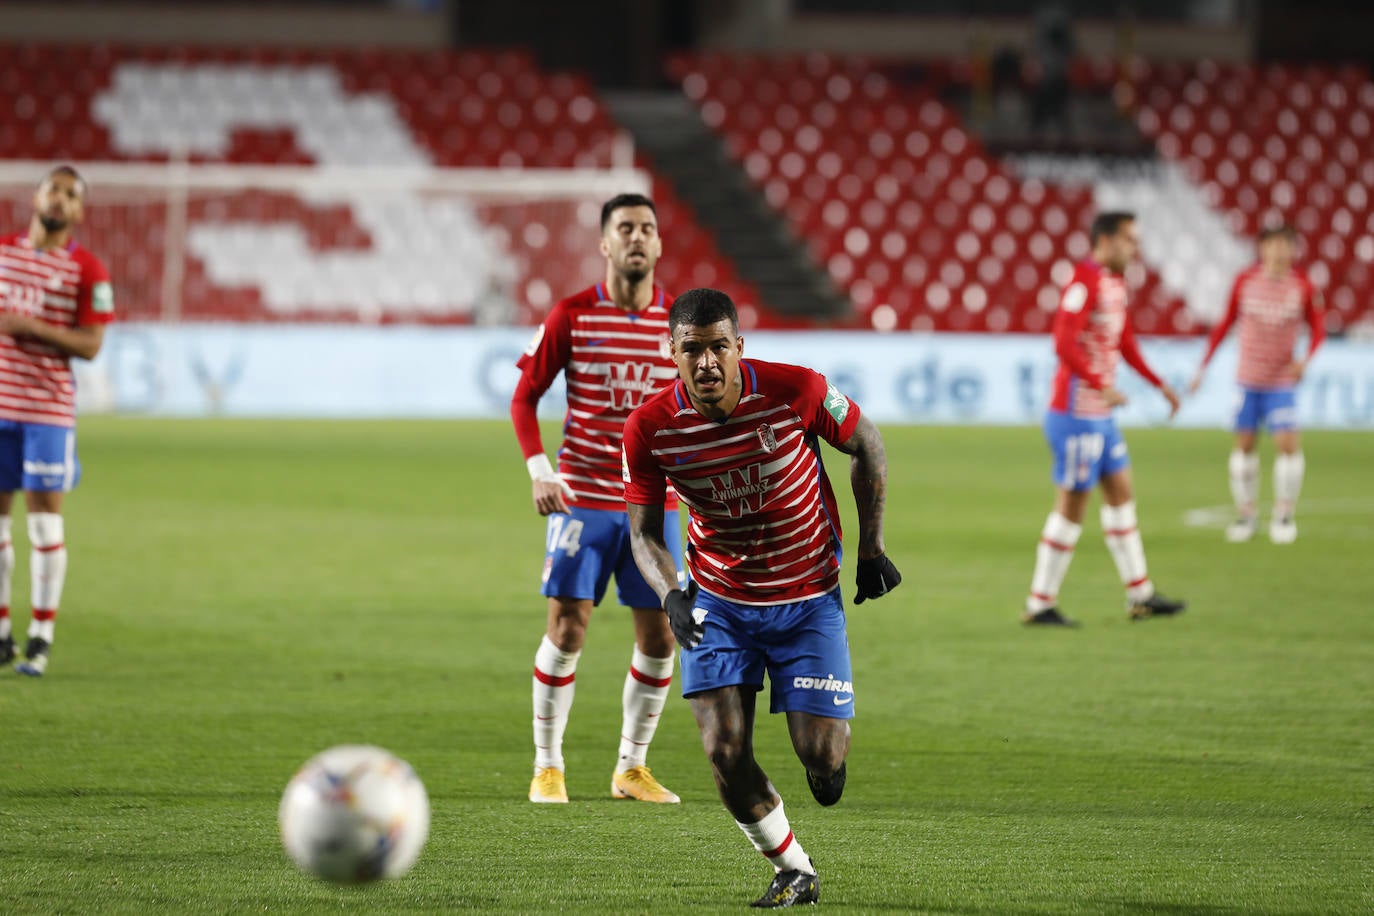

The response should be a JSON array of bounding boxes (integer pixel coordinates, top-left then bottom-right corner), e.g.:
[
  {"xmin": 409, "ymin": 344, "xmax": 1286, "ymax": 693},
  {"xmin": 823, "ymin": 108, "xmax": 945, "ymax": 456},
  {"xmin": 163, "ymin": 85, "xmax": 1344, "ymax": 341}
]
[
  {"xmin": 668, "ymin": 52, "xmax": 1190, "ymax": 333},
  {"xmin": 0, "ymin": 43, "xmax": 767, "ymax": 326}
]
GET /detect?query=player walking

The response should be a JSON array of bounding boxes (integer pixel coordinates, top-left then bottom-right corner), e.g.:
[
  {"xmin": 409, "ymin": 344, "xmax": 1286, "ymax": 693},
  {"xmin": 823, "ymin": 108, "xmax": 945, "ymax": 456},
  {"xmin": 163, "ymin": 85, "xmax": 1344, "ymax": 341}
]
[
  {"xmin": 511, "ymin": 193, "xmax": 683, "ymax": 804},
  {"xmin": 0, "ymin": 165, "xmax": 114, "ymax": 675},
  {"xmin": 1023, "ymin": 211, "xmax": 1186, "ymax": 627},
  {"xmin": 624, "ymin": 288, "xmax": 901, "ymax": 908},
  {"xmin": 1188, "ymin": 224, "xmax": 1324, "ymax": 544}
]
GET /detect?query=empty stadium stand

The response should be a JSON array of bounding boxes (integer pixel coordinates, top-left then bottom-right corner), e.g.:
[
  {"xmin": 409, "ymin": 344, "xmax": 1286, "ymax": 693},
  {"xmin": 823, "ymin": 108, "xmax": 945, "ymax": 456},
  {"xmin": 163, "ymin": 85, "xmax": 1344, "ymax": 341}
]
[{"xmin": 0, "ymin": 43, "xmax": 767, "ymax": 326}]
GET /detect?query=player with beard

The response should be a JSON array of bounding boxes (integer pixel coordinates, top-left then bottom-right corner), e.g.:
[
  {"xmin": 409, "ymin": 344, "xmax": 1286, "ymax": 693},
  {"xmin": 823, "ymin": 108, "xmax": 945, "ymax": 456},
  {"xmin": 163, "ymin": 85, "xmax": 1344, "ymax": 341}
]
[
  {"xmin": 0, "ymin": 165, "xmax": 114, "ymax": 675},
  {"xmin": 511, "ymin": 193, "xmax": 684, "ymax": 804}
]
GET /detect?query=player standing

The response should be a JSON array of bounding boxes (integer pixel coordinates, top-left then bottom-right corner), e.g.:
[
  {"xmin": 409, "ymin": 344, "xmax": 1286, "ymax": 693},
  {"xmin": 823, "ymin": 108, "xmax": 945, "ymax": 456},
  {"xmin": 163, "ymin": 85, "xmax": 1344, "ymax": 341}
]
[
  {"xmin": 1023, "ymin": 211, "xmax": 1186, "ymax": 627},
  {"xmin": 511, "ymin": 193, "xmax": 683, "ymax": 804},
  {"xmin": 0, "ymin": 165, "xmax": 114, "ymax": 675},
  {"xmin": 1188, "ymin": 225, "xmax": 1324, "ymax": 544},
  {"xmin": 624, "ymin": 288, "xmax": 901, "ymax": 908}
]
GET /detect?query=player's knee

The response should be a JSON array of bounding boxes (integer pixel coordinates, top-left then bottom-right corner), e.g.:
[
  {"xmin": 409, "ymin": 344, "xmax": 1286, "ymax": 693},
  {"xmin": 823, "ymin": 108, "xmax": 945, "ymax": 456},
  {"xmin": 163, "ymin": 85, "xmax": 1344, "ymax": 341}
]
[
  {"xmin": 27, "ymin": 512, "xmax": 63, "ymax": 549},
  {"xmin": 792, "ymin": 720, "xmax": 849, "ymax": 772}
]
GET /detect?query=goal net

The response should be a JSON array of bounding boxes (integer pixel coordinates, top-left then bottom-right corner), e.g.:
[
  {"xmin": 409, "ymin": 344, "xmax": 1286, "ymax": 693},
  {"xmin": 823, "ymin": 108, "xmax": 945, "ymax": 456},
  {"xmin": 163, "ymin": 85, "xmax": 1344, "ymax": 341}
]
[{"xmin": 0, "ymin": 160, "xmax": 651, "ymax": 326}]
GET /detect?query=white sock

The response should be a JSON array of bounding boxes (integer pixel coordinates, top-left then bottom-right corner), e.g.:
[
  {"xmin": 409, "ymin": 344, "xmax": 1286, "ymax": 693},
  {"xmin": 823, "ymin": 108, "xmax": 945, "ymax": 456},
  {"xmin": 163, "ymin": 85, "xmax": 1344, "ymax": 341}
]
[
  {"xmin": 1228, "ymin": 450, "xmax": 1260, "ymax": 520},
  {"xmin": 736, "ymin": 801, "xmax": 815, "ymax": 875},
  {"xmin": 1273, "ymin": 452, "xmax": 1305, "ymax": 520},
  {"xmin": 28, "ymin": 513, "xmax": 65, "ymax": 644},
  {"xmin": 1101, "ymin": 502, "xmax": 1152, "ymax": 603},
  {"xmin": 532, "ymin": 635, "xmax": 580, "ymax": 772},
  {"xmin": 616, "ymin": 647, "xmax": 673, "ymax": 773},
  {"xmin": 0, "ymin": 516, "xmax": 12, "ymax": 642},
  {"xmin": 1027, "ymin": 512, "xmax": 1082, "ymax": 612}
]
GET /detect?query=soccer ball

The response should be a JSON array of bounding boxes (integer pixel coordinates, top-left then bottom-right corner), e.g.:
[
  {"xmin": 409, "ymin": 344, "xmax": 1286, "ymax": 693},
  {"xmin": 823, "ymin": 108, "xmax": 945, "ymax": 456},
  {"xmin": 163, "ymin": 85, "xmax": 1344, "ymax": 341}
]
[{"xmin": 278, "ymin": 744, "xmax": 430, "ymax": 883}]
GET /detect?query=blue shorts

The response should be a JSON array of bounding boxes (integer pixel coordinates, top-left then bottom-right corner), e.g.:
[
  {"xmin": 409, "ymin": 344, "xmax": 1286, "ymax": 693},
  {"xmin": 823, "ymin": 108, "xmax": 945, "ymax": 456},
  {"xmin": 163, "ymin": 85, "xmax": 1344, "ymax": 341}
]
[
  {"xmin": 541, "ymin": 505, "xmax": 681, "ymax": 608},
  {"xmin": 0, "ymin": 420, "xmax": 81, "ymax": 493},
  {"xmin": 1234, "ymin": 387, "xmax": 1298, "ymax": 433},
  {"xmin": 1044, "ymin": 411, "xmax": 1130, "ymax": 492},
  {"xmin": 680, "ymin": 588, "xmax": 855, "ymax": 719}
]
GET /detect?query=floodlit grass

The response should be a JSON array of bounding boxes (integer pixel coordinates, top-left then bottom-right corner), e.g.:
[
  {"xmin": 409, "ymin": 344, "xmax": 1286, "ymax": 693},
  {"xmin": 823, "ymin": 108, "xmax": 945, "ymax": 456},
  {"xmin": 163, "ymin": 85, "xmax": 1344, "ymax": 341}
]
[{"xmin": 1, "ymin": 418, "xmax": 1370, "ymax": 913}]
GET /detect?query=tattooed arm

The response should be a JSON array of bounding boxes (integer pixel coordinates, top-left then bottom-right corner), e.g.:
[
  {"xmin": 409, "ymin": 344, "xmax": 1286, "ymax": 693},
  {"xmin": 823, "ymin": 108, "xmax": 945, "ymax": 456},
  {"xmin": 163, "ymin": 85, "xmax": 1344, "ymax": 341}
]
[
  {"xmin": 628, "ymin": 501, "xmax": 681, "ymax": 604},
  {"xmin": 837, "ymin": 414, "xmax": 888, "ymax": 560}
]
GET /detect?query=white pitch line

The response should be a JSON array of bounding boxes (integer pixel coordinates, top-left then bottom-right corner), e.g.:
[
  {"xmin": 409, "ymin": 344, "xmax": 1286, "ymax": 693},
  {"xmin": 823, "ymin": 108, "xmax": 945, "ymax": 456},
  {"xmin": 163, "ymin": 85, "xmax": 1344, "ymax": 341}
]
[{"xmin": 1182, "ymin": 499, "xmax": 1374, "ymax": 529}]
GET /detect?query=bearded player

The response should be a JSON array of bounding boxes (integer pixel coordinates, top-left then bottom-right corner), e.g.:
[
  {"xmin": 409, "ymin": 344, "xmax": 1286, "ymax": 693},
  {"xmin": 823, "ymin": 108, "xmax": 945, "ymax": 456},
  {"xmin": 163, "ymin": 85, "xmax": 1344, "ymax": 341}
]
[
  {"xmin": 624, "ymin": 288, "xmax": 901, "ymax": 907},
  {"xmin": 0, "ymin": 165, "xmax": 114, "ymax": 675},
  {"xmin": 1023, "ymin": 211, "xmax": 1186, "ymax": 627},
  {"xmin": 1188, "ymin": 224, "xmax": 1324, "ymax": 544},
  {"xmin": 511, "ymin": 193, "xmax": 682, "ymax": 804}
]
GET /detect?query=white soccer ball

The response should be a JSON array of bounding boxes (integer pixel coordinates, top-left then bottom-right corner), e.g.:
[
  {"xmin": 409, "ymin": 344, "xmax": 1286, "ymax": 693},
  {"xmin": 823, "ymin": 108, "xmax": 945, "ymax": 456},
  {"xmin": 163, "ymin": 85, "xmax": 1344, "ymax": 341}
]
[{"xmin": 278, "ymin": 744, "xmax": 430, "ymax": 884}]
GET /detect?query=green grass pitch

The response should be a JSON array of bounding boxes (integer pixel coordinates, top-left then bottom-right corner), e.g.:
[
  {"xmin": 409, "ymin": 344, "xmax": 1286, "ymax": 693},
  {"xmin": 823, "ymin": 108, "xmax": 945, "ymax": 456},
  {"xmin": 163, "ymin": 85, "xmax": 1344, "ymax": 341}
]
[{"xmin": 1, "ymin": 417, "xmax": 1370, "ymax": 914}]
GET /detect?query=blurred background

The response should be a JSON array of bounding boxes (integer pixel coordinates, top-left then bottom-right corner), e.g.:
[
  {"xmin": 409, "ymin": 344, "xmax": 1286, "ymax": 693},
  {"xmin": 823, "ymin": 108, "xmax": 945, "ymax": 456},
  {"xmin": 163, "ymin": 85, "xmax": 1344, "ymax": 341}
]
[{"xmin": 1, "ymin": 0, "xmax": 1371, "ymax": 424}]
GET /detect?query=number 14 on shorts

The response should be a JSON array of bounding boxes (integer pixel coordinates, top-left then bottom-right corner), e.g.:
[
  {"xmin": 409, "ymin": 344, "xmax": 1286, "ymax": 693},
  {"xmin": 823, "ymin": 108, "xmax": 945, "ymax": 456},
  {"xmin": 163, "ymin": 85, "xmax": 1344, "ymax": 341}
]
[{"xmin": 547, "ymin": 515, "xmax": 584, "ymax": 557}]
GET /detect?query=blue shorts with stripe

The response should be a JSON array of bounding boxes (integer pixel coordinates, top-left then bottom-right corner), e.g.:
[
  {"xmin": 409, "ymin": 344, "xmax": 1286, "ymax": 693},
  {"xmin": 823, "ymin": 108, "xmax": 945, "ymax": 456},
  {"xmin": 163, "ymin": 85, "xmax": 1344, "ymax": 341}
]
[
  {"xmin": 680, "ymin": 587, "xmax": 855, "ymax": 719},
  {"xmin": 541, "ymin": 505, "xmax": 682, "ymax": 608},
  {"xmin": 1233, "ymin": 386, "xmax": 1298, "ymax": 433},
  {"xmin": 0, "ymin": 420, "xmax": 81, "ymax": 493},
  {"xmin": 1043, "ymin": 410, "xmax": 1130, "ymax": 492}
]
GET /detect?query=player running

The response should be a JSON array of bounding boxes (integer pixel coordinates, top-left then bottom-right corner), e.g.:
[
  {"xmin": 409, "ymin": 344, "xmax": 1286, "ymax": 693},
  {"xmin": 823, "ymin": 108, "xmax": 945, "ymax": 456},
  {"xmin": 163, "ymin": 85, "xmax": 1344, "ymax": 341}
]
[
  {"xmin": 511, "ymin": 193, "xmax": 683, "ymax": 805},
  {"xmin": 624, "ymin": 288, "xmax": 901, "ymax": 908},
  {"xmin": 0, "ymin": 165, "xmax": 114, "ymax": 675},
  {"xmin": 1188, "ymin": 224, "xmax": 1324, "ymax": 544},
  {"xmin": 1023, "ymin": 211, "xmax": 1186, "ymax": 627}
]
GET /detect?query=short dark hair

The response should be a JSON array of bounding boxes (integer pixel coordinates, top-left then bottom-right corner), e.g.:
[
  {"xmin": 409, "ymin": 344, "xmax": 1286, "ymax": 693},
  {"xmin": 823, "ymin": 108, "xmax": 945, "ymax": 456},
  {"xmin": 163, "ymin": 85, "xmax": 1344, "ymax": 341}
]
[
  {"xmin": 669, "ymin": 288, "xmax": 738, "ymax": 337},
  {"xmin": 1259, "ymin": 223, "xmax": 1297, "ymax": 243},
  {"xmin": 1089, "ymin": 211, "xmax": 1134, "ymax": 244},
  {"xmin": 42, "ymin": 164, "xmax": 87, "ymax": 197},
  {"xmin": 600, "ymin": 193, "xmax": 655, "ymax": 231}
]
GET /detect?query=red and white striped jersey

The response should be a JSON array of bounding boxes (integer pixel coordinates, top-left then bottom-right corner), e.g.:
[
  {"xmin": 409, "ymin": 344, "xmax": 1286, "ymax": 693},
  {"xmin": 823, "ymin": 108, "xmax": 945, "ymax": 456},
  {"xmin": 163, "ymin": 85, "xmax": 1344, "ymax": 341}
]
[
  {"xmin": 1049, "ymin": 259, "xmax": 1162, "ymax": 419},
  {"xmin": 0, "ymin": 232, "xmax": 114, "ymax": 428},
  {"xmin": 1201, "ymin": 264, "xmax": 1324, "ymax": 389},
  {"xmin": 623, "ymin": 359, "xmax": 862, "ymax": 606},
  {"xmin": 513, "ymin": 283, "xmax": 678, "ymax": 512}
]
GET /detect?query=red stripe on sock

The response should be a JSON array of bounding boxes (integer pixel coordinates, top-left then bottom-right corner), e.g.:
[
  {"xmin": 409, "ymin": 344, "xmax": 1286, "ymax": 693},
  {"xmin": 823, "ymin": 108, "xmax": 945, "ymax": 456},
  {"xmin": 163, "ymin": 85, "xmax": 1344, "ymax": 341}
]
[
  {"xmin": 32, "ymin": 609, "xmax": 56, "ymax": 621},
  {"xmin": 533, "ymin": 667, "xmax": 574, "ymax": 687},
  {"xmin": 630, "ymin": 665, "xmax": 672, "ymax": 688},
  {"xmin": 763, "ymin": 832, "xmax": 794, "ymax": 858},
  {"xmin": 1126, "ymin": 577, "xmax": 1150, "ymax": 589},
  {"xmin": 35, "ymin": 543, "xmax": 64, "ymax": 553},
  {"xmin": 0, "ymin": 605, "xmax": 8, "ymax": 619},
  {"xmin": 620, "ymin": 735, "xmax": 650, "ymax": 746},
  {"xmin": 1104, "ymin": 528, "xmax": 1136, "ymax": 537},
  {"xmin": 1039, "ymin": 538, "xmax": 1074, "ymax": 552},
  {"xmin": 1031, "ymin": 591, "xmax": 1055, "ymax": 602},
  {"xmin": 0, "ymin": 541, "xmax": 10, "ymax": 549}
]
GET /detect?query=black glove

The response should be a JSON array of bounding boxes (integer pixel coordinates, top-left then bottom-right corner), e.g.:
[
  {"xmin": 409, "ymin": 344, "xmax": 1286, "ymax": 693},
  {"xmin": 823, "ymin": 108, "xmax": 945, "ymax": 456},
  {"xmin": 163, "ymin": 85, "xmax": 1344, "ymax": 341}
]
[
  {"xmin": 855, "ymin": 554, "xmax": 901, "ymax": 604},
  {"xmin": 663, "ymin": 581, "xmax": 704, "ymax": 649}
]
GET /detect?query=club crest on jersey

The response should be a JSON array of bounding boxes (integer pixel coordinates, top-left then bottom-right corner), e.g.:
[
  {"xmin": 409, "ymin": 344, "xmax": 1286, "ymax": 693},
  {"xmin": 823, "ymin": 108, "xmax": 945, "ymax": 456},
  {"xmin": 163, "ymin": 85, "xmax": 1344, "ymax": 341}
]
[
  {"xmin": 757, "ymin": 423, "xmax": 778, "ymax": 453},
  {"xmin": 708, "ymin": 464, "xmax": 770, "ymax": 518}
]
